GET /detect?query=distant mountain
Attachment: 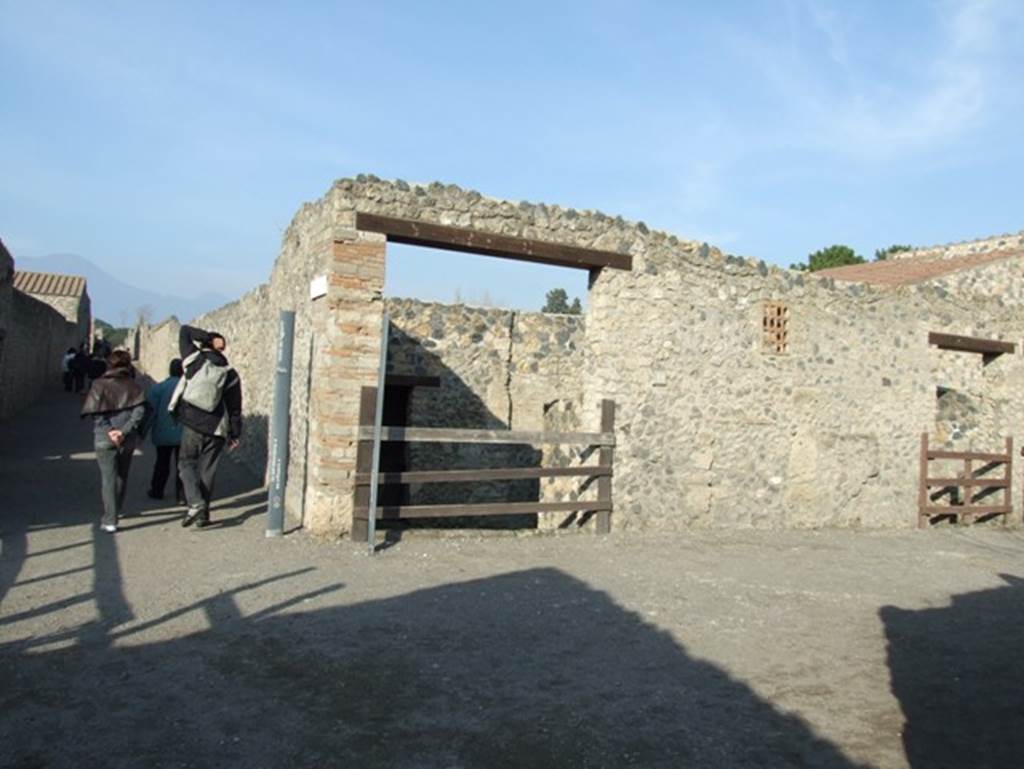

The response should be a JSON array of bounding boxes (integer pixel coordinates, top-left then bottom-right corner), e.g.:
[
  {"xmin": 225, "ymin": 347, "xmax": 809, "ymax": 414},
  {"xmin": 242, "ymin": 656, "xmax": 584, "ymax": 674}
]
[{"xmin": 15, "ymin": 253, "xmax": 229, "ymax": 326}]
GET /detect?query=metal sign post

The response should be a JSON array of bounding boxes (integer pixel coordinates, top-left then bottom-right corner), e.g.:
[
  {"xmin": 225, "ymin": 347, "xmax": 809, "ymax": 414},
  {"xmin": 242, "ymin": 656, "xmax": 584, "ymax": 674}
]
[
  {"xmin": 266, "ymin": 310, "xmax": 295, "ymax": 537},
  {"xmin": 367, "ymin": 312, "xmax": 390, "ymax": 553}
]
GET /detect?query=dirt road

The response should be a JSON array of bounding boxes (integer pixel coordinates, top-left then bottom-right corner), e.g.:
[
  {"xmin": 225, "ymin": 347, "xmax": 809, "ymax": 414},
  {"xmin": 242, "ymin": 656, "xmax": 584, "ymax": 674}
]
[{"xmin": 2, "ymin": 391, "xmax": 1023, "ymax": 768}]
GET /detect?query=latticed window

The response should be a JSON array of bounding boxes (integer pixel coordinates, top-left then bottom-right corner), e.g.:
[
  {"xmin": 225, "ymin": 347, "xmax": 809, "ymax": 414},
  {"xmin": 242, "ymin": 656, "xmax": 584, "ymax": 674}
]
[{"xmin": 763, "ymin": 302, "xmax": 789, "ymax": 354}]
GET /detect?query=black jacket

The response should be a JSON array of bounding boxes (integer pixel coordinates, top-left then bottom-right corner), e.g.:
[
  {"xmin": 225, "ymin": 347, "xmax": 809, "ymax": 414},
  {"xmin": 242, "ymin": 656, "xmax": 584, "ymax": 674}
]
[{"xmin": 176, "ymin": 325, "xmax": 243, "ymax": 439}]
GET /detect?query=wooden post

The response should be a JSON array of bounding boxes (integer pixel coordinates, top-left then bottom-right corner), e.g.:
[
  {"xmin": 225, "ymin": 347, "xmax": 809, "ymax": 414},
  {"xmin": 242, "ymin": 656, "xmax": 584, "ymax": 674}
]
[
  {"xmin": 1007, "ymin": 436, "xmax": 1015, "ymax": 527},
  {"xmin": 596, "ymin": 400, "xmax": 615, "ymax": 534},
  {"xmin": 961, "ymin": 456, "xmax": 973, "ymax": 525},
  {"xmin": 350, "ymin": 386, "xmax": 376, "ymax": 541},
  {"xmin": 918, "ymin": 432, "xmax": 928, "ymax": 529}
]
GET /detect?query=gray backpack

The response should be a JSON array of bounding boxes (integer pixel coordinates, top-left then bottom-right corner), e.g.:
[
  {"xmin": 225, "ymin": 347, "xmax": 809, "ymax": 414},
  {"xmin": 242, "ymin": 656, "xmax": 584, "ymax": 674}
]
[{"xmin": 169, "ymin": 350, "xmax": 229, "ymax": 414}]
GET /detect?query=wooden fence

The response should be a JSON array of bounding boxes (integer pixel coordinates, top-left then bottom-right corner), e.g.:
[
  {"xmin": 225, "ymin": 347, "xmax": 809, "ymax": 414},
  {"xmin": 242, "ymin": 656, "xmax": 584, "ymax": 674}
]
[
  {"xmin": 351, "ymin": 386, "xmax": 615, "ymax": 540},
  {"xmin": 918, "ymin": 432, "xmax": 1014, "ymax": 528}
]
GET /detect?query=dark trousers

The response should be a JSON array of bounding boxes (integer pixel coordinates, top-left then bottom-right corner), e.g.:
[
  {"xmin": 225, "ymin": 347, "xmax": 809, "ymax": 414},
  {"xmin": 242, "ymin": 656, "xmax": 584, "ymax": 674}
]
[
  {"xmin": 62, "ymin": 371, "xmax": 73, "ymax": 392},
  {"xmin": 73, "ymin": 372, "xmax": 85, "ymax": 392},
  {"xmin": 95, "ymin": 437, "xmax": 137, "ymax": 527},
  {"xmin": 149, "ymin": 445, "xmax": 183, "ymax": 500},
  {"xmin": 178, "ymin": 426, "xmax": 225, "ymax": 518}
]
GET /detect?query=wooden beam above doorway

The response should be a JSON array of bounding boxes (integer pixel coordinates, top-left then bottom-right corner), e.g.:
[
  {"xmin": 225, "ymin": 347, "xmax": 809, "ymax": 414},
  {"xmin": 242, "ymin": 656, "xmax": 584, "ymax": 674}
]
[
  {"xmin": 355, "ymin": 212, "xmax": 633, "ymax": 271},
  {"xmin": 928, "ymin": 332, "xmax": 1015, "ymax": 358}
]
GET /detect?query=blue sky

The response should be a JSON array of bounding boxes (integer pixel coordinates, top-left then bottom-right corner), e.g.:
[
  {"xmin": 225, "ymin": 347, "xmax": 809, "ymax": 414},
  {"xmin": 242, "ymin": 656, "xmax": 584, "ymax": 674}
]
[{"xmin": 2, "ymin": 0, "xmax": 1023, "ymax": 313}]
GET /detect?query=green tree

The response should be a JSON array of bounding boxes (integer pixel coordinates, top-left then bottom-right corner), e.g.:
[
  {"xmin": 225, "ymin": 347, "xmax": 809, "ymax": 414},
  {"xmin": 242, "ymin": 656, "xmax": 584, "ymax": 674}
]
[
  {"xmin": 542, "ymin": 288, "xmax": 582, "ymax": 314},
  {"xmin": 874, "ymin": 244, "xmax": 912, "ymax": 261},
  {"xmin": 94, "ymin": 318, "xmax": 129, "ymax": 347},
  {"xmin": 790, "ymin": 244, "xmax": 865, "ymax": 272}
]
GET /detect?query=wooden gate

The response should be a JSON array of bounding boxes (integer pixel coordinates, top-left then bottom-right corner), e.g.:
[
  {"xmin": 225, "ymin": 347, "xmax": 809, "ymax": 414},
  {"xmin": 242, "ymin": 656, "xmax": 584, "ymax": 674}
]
[
  {"xmin": 918, "ymin": 433, "xmax": 1014, "ymax": 528},
  {"xmin": 351, "ymin": 386, "xmax": 615, "ymax": 540}
]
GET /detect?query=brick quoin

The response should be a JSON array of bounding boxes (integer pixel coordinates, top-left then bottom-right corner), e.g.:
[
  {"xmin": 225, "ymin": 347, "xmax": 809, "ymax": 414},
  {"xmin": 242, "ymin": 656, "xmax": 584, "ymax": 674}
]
[{"xmin": 304, "ymin": 232, "xmax": 386, "ymax": 537}]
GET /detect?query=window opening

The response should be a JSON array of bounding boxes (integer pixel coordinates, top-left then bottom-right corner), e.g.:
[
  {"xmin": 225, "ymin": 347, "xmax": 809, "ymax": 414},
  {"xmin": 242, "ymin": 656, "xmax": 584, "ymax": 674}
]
[{"xmin": 763, "ymin": 302, "xmax": 789, "ymax": 354}]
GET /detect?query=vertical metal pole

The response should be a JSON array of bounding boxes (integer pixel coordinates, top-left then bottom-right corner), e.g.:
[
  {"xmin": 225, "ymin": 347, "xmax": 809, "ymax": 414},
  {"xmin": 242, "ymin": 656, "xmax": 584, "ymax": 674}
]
[
  {"xmin": 367, "ymin": 312, "xmax": 390, "ymax": 553},
  {"xmin": 266, "ymin": 311, "xmax": 295, "ymax": 538}
]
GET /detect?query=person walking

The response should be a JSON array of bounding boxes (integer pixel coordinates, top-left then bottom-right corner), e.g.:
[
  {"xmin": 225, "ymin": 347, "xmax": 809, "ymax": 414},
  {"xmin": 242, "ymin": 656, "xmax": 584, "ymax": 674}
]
[
  {"xmin": 87, "ymin": 352, "xmax": 107, "ymax": 386},
  {"xmin": 146, "ymin": 358, "xmax": 184, "ymax": 503},
  {"xmin": 81, "ymin": 350, "xmax": 147, "ymax": 532},
  {"xmin": 61, "ymin": 347, "xmax": 76, "ymax": 392},
  {"xmin": 171, "ymin": 324, "xmax": 242, "ymax": 529},
  {"xmin": 71, "ymin": 345, "xmax": 89, "ymax": 393}
]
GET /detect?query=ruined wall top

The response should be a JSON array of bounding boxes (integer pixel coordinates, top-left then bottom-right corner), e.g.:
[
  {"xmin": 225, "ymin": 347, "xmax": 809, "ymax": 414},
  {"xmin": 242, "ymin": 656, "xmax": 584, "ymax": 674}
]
[
  {"xmin": 892, "ymin": 230, "xmax": 1024, "ymax": 261},
  {"xmin": 282, "ymin": 174, "xmax": 804, "ymax": 285},
  {"xmin": 275, "ymin": 175, "xmax": 1023, "ymax": 316}
]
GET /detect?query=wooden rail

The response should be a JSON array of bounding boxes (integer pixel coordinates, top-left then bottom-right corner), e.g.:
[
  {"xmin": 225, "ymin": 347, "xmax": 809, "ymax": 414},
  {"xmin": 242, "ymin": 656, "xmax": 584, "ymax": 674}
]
[
  {"xmin": 351, "ymin": 386, "xmax": 615, "ymax": 539},
  {"xmin": 355, "ymin": 426, "xmax": 615, "ymax": 446},
  {"xmin": 918, "ymin": 433, "xmax": 1014, "ymax": 528}
]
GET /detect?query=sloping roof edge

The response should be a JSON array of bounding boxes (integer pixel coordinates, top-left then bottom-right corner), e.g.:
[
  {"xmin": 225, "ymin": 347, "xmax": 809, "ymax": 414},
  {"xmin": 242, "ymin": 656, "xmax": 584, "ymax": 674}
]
[{"xmin": 12, "ymin": 270, "xmax": 87, "ymax": 298}]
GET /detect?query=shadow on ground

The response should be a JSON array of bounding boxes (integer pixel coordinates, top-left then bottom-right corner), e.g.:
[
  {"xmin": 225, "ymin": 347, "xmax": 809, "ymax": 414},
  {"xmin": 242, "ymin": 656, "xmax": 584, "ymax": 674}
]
[
  {"xmin": 881, "ymin": 573, "xmax": 1024, "ymax": 769},
  {"xmin": 1, "ymin": 562, "xmax": 874, "ymax": 769},
  {"xmin": 0, "ymin": 390, "xmax": 264, "ymax": 612}
]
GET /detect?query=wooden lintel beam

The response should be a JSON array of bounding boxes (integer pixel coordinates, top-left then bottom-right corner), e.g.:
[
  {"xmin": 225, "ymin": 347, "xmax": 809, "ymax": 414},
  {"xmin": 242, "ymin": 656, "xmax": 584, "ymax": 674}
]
[
  {"xmin": 385, "ymin": 374, "xmax": 441, "ymax": 389},
  {"xmin": 928, "ymin": 332, "xmax": 1015, "ymax": 357},
  {"xmin": 355, "ymin": 212, "xmax": 632, "ymax": 271}
]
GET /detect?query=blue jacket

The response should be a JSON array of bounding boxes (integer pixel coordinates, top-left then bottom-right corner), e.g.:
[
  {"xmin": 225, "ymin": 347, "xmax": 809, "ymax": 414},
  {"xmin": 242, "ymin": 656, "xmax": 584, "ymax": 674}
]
[{"xmin": 146, "ymin": 376, "xmax": 184, "ymax": 447}]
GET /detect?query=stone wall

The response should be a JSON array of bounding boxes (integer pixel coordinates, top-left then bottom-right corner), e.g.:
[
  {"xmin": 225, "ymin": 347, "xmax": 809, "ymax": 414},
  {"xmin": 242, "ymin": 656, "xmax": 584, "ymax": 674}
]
[
  {"xmin": 15, "ymin": 292, "xmax": 91, "ymax": 352},
  {"xmin": 894, "ymin": 231, "xmax": 1024, "ymax": 260},
  {"xmin": 0, "ymin": 241, "xmax": 82, "ymax": 419},
  {"xmin": 0, "ymin": 240, "xmax": 13, "ymax": 417},
  {"xmin": 587, "ymin": 248, "xmax": 1024, "ymax": 530},
  {"xmin": 307, "ymin": 176, "xmax": 1024, "ymax": 532},
  {"xmin": 130, "ymin": 176, "xmax": 1024, "ymax": 536},
  {"xmin": 919, "ymin": 254, "xmax": 1024, "ymax": 304},
  {"xmin": 384, "ymin": 298, "xmax": 583, "ymax": 510},
  {"xmin": 385, "ymin": 298, "xmax": 583, "ymax": 430}
]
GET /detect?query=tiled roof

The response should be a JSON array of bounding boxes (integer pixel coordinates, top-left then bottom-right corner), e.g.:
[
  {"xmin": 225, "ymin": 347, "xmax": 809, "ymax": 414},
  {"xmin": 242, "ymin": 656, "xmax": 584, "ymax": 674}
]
[
  {"xmin": 816, "ymin": 249, "xmax": 1022, "ymax": 286},
  {"xmin": 12, "ymin": 270, "xmax": 87, "ymax": 297}
]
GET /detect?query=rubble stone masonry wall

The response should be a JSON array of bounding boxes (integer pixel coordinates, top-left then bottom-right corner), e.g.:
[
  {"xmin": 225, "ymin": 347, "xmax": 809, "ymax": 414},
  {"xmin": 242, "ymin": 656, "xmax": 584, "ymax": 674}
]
[
  {"xmin": 894, "ymin": 231, "xmax": 1024, "ymax": 260},
  {"xmin": 918, "ymin": 254, "xmax": 1024, "ymax": 304},
  {"xmin": 0, "ymin": 241, "xmax": 82, "ymax": 419},
  {"xmin": 133, "ymin": 176, "xmax": 1024, "ymax": 536},
  {"xmin": 385, "ymin": 298, "xmax": 583, "ymax": 507}
]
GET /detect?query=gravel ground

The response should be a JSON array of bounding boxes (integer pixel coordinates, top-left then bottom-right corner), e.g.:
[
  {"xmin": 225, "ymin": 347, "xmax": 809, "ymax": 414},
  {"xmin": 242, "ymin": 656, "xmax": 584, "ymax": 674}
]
[{"xmin": 2, "ymin": 391, "xmax": 1023, "ymax": 769}]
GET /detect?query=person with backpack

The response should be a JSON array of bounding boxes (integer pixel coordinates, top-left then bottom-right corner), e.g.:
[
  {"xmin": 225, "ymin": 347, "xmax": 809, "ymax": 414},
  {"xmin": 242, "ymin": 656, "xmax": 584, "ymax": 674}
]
[
  {"xmin": 145, "ymin": 358, "xmax": 185, "ymax": 504},
  {"xmin": 171, "ymin": 324, "xmax": 242, "ymax": 529},
  {"xmin": 81, "ymin": 350, "xmax": 148, "ymax": 532}
]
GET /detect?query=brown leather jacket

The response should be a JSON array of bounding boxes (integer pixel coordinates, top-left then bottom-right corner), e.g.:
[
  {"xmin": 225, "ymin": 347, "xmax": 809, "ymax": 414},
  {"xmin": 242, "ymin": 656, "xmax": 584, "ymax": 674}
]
[{"xmin": 81, "ymin": 367, "xmax": 147, "ymax": 448}]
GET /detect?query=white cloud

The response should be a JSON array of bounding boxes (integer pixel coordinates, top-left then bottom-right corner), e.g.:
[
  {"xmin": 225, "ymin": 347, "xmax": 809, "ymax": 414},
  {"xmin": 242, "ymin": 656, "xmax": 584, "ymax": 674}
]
[{"xmin": 732, "ymin": 0, "xmax": 1021, "ymax": 157}]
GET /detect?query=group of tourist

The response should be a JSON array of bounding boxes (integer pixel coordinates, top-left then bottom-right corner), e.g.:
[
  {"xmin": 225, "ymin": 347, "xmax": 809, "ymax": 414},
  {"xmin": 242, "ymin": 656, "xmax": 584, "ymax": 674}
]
[
  {"xmin": 61, "ymin": 338, "xmax": 113, "ymax": 394},
  {"xmin": 79, "ymin": 325, "xmax": 243, "ymax": 533}
]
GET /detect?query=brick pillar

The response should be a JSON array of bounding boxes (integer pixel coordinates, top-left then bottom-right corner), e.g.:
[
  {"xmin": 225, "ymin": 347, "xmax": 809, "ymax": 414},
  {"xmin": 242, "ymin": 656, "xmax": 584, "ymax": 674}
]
[{"xmin": 304, "ymin": 229, "xmax": 386, "ymax": 537}]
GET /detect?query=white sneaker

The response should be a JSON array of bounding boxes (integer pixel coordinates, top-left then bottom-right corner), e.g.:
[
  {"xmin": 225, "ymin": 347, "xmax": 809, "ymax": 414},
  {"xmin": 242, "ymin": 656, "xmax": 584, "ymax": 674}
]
[{"xmin": 101, "ymin": 524, "xmax": 117, "ymax": 533}]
